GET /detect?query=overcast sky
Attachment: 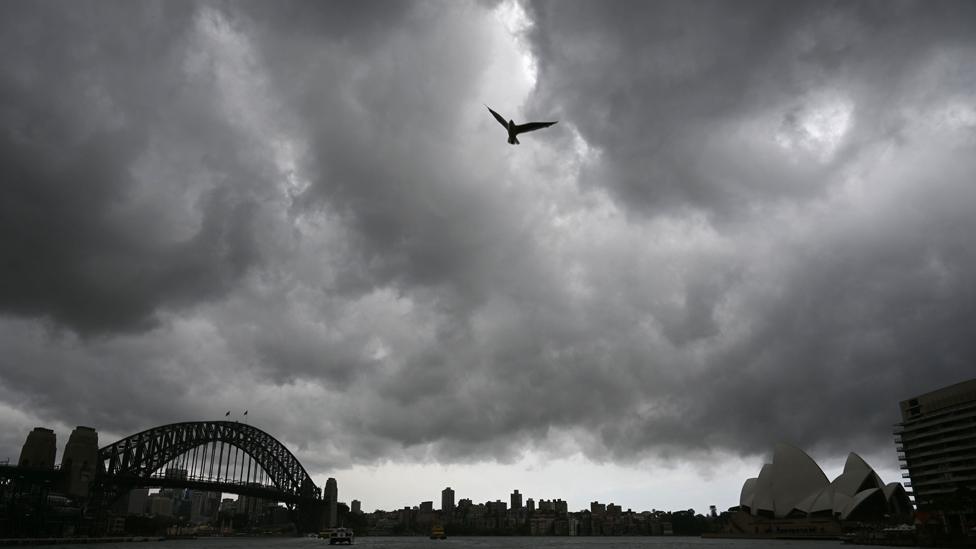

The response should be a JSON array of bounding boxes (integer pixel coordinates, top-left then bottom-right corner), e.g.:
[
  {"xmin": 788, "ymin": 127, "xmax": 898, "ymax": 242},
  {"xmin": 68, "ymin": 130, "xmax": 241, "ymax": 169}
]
[{"xmin": 2, "ymin": 0, "xmax": 975, "ymax": 513}]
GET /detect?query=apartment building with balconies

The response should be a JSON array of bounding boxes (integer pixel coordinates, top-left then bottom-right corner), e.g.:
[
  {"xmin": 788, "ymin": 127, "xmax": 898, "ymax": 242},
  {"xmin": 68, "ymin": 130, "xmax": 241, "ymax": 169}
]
[{"xmin": 894, "ymin": 378, "xmax": 976, "ymax": 529}]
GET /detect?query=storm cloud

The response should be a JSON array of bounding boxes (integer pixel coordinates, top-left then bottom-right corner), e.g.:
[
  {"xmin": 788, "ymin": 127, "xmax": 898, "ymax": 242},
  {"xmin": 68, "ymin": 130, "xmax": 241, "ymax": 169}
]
[{"xmin": 1, "ymin": 0, "xmax": 974, "ymax": 504}]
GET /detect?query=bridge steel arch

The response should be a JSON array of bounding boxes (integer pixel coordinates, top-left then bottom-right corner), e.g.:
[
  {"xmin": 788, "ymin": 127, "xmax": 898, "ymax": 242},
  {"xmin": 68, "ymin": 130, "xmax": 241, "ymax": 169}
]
[{"xmin": 98, "ymin": 421, "xmax": 321, "ymax": 502}]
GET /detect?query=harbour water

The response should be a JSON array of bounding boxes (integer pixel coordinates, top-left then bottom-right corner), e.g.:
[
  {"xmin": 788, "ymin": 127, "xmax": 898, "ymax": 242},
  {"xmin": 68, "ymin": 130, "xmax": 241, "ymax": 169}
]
[{"xmin": 34, "ymin": 537, "xmax": 846, "ymax": 549}]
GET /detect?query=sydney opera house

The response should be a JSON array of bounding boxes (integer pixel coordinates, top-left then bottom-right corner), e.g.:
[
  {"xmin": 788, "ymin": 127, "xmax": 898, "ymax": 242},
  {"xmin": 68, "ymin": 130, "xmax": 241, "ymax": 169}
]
[{"xmin": 729, "ymin": 443, "xmax": 912, "ymax": 537}]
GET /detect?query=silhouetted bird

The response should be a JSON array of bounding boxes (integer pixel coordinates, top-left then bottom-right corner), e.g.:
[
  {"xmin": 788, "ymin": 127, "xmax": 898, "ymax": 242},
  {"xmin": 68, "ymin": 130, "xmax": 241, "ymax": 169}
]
[{"xmin": 486, "ymin": 105, "xmax": 557, "ymax": 145}]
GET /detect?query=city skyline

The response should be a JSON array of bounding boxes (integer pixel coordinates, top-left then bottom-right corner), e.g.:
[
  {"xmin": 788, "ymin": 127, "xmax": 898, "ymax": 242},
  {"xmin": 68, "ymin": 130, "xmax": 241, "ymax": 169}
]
[{"xmin": 2, "ymin": 0, "xmax": 976, "ymax": 516}]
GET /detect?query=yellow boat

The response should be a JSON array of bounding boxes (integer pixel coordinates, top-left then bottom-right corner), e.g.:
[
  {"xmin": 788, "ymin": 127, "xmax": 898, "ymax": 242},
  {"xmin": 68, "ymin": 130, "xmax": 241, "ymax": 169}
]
[{"xmin": 430, "ymin": 525, "xmax": 447, "ymax": 540}]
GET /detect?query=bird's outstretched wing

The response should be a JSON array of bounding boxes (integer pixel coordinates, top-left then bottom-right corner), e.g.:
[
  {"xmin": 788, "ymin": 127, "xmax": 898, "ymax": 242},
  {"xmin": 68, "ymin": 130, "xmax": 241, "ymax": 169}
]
[
  {"xmin": 486, "ymin": 105, "xmax": 509, "ymax": 129},
  {"xmin": 514, "ymin": 121, "xmax": 558, "ymax": 134}
]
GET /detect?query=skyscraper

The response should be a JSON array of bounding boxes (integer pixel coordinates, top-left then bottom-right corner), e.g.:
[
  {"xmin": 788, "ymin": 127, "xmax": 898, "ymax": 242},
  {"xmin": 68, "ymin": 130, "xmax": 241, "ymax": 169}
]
[
  {"xmin": 511, "ymin": 489, "xmax": 522, "ymax": 511},
  {"xmin": 895, "ymin": 378, "xmax": 976, "ymax": 525},
  {"xmin": 325, "ymin": 477, "xmax": 338, "ymax": 528},
  {"xmin": 441, "ymin": 487, "xmax": 455, "ymax": 521}
]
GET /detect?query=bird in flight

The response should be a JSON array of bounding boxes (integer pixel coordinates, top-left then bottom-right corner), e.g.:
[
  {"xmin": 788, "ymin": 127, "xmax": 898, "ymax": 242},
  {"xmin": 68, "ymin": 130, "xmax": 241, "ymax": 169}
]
[{"xmin": 486, "ymin": 105, "xmax": 557, "ymax": 145}]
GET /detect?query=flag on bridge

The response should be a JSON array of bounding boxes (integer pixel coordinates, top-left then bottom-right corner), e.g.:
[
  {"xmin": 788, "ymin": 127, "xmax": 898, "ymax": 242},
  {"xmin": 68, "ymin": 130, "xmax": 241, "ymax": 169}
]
[
  {"xmin": 244, "ymin": 410, "xmax": 248, "ymax": 416},
  {"xmin": 225, "ymin": 411, "xmax": 230, "ymax": 416}
]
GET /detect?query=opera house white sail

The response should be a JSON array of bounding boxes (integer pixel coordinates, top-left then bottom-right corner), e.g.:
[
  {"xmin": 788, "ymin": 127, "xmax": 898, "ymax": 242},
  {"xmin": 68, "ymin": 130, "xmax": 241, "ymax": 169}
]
[{"xmin": 738, "ymin": 443, "xmax": 912, "ymax": 522}]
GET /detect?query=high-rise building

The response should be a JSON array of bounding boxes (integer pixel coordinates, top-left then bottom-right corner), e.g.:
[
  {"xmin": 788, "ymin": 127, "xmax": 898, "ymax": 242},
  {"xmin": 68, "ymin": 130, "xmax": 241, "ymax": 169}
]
[
  {"xmin": 526, "ymin": 498, "xmax": 535, "ymax": 512},
  {"xmin": 351, "ymin": 499, "xmax": 361, "ymax": 514},
  {"xmin": 325, "ymin": 478, "xmax": 338, "ymax": 528},
  {"xmin": 441, "ymin": 487, "xmax": 455, "ymax": 517},
  {"xmin": 895, "ymin": 378, "xmax": 976, "ymax": 522},
  {"xmin": 511, "ymin": 489, "xmax": 522, "ymax": 511}
]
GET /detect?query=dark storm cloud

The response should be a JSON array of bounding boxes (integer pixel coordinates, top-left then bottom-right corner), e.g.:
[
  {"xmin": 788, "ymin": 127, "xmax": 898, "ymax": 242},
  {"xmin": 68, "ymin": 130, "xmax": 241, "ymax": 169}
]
[
  {"xmin": 0, "ymin": 1, "xmax": 271, "ymax": 335},
  {"xmin": 519, "ymin": 0, "xmax": 976, "ymax": 460},
  {"xmin": 524, "ymin": 0, "xmax": 976, "ymax": 217},
  {"xmin": 0, "ymin": 0, "xmax": 549, "ymax": 469},
  {"xmin": 2, "ymin": 0, "xmax": 976, "ymax": 481}
]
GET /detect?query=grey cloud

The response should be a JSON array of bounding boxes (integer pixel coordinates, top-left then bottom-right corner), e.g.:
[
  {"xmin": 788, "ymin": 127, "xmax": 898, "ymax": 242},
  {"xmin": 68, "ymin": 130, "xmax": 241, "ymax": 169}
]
[
  {"xmin": 524, "ymin": 0, "xmax": 976, "ymax": 218},
  {"xmin": 0, "ymin": 1, "xmax": 272, "ymax": 335},
  {"xmin": 2, "ymin": 0, "xmax": 975, "ymax": 486},
  {"xmin": 508, "ymin": 0, "xmax": 976, "ymax": 461}
]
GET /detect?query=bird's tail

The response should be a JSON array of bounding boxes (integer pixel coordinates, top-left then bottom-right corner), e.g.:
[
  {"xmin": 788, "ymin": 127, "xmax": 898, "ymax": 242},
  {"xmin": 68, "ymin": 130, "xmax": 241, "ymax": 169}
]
[{"xmin": 509, "ymin": 136, "xmax": 520, "ymax": 145}]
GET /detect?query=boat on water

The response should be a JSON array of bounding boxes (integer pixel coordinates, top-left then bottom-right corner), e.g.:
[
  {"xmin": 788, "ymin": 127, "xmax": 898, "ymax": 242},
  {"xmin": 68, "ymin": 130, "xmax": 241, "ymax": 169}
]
[
  {"xmin": 430, "ymin": 525, "xmax": 447, "ymax": 540},
  {"xmin": 321, "ymin": 527, "xmax": 354, "ymax": 545}
]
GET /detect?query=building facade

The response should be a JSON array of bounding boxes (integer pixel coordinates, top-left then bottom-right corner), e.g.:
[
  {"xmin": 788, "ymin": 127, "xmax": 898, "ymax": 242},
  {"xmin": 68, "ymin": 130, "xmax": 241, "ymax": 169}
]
[
  {"xmin": 325, "ymin": 477, "xmax": 338, "ymax": 528},
  {"xmin": 511, "ymin": 490, "xmax": 522, "ymax": 511},
  {"xmin": 895, "ymin": 378, "xmax": 976, "ymax": 530},
  {"xmin": 441, "ymin": 487, "xmax": 455, "ymax": 520}
]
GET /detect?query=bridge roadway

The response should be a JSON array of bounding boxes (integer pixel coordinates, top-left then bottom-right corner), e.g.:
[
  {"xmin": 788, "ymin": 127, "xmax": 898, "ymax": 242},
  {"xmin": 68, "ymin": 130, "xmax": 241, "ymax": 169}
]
[
  {"xmin": 0, "ymin": 463, "xmax": 61, "ymax": 483},
  {"xmin": 0, "ymin": 461, "xmax": 318, "ymax": 507},
  {"xmin": 100, "ymin": 474, "xmax": 318, "ymax": 506}
]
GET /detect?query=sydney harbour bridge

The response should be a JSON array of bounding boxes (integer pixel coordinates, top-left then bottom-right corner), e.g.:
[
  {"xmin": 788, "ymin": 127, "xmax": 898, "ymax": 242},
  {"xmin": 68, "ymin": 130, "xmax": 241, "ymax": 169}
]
[{"xmin": 0, "ymin": 420, "xmax": 336, "ymax": 537}]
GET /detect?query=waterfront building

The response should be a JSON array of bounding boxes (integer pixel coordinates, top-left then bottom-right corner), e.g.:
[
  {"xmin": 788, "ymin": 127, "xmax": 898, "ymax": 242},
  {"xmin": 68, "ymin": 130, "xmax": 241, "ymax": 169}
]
[
  {"xmin": 398, "ymin": 506, "xmax": 414, "ymax": 529},
  {"xmin": 732, "ymin": 443, "xmax": 911, "ymax": 537},
  {"xmin": 487, "ymin": 499, "xmax": 507, "ymax": 514},
  {"xmin": 237, "ymin": 485, "xmax": 268, "ymax": 522},
  {"xmin": 526, "ymin": 498, "xmax": 535, "ymax": 512},
  {"xmin": 190, "ymin": 491, "xmax": 220, "ymax": 523},
  {"xmin": 351, "ymin": 499, "xmax": 361, "ymax": 514},
  {"xmin": 530, "ymin": 515, "xmax": 554, "ymax": 535},
  {"xmin": 417, "ymin": 500, "xmax": 435, "ymax": 527},
  {"xmin": 895, "ymin": 378, "xmax": 976, "ymax": 531},
  {"xmin": 441, "ymin": 487, "xmax": 455, "ymax": 521},
  {"xmin": 325, "ymin": 477, "xmax": 338, "ymax": 528},
  {"xmin": 511, "ymin": 489, "xmax": 522, "ymax": 511},
  {"xmin": 148, "ymin": 493, "xmax": 174, "ymax": 517}
]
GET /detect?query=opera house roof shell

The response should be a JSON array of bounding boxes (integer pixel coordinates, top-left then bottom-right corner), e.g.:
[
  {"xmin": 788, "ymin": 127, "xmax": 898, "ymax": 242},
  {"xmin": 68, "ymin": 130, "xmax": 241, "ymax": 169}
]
[{"xmin": 739, "ymin": 443, "xmax": 912, "ymax": 521}]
